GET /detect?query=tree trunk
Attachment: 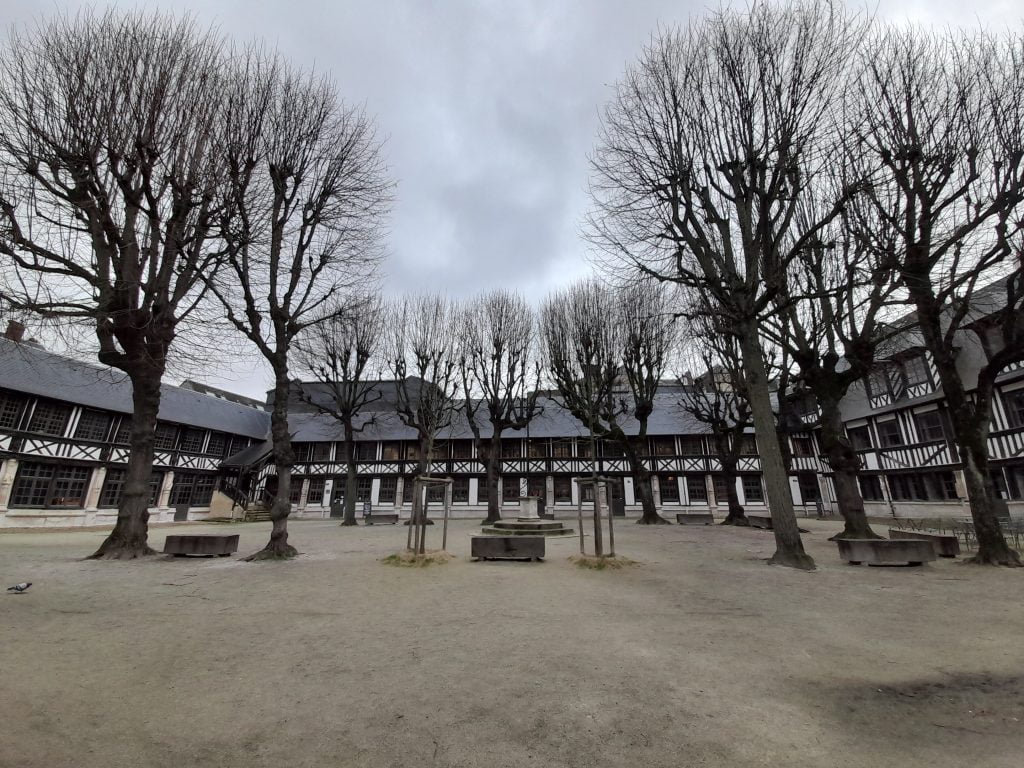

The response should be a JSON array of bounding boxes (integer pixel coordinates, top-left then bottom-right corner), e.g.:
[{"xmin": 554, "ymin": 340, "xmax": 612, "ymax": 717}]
[
  {"xmin": 624, "ymin": 439, "xmax": 668, "ymax": 524},
  {"xmin": 248, "ymin": 365, "xmax": 298, "ymax": 560},
  {"xmin": 718, "ymin": 456, "xmax": 748, "ymax": 526},
  {"xmin": 818, "ymin": 397, "xmax": 880, "ymax": 540},
  {"xmin": 961, "ymin": 431, "xmax": 1021, "ymax": 566},
  {"xmin": 482, "ymin": 432, "xmax": 502, "ymax": 524},
  {"xmin": 404, "ymin": 438, "xmax": 434, "ymax": 529},
  {"xmin": 904, "ymin": 286, "xmax": 1019, "ymax": 566},
  {"xmin": 90, "ymin": 368, "xmax": 162, "ymax": 559},
  {"xmin": 341, "ymin": 420, "xmax": 358, "ymax": 526},
  {"xmin": 737, "ymin": 327, "xmax": 814, "ymax": 569}
]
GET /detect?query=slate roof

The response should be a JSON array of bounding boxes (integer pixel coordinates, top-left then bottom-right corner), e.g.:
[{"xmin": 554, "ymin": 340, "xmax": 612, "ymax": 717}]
[{"xmin": 0, "ymin": 338, "xmax": 270, "ymax": 438}]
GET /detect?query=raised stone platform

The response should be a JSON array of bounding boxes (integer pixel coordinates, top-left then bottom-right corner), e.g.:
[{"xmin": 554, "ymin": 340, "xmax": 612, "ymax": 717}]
[
  {"xmin": 747, "ymin": 515, "xmax": 773, "ymax": 529},
  {"xmin": 836, "ymin": 538, "xmax": 936, "ymax": 566},
  {"xmin": 676, "ymin": 512, "xmax": 715, "ymax": 525},
  {"xmin": 471, "ymin": 535, "xmax": 545, "ymax": 561},
  {"xmin": 481, "ymin": 519, "xmax": 575, "ymax": 537},
  {"xmin": 888, "ymin": 528, "xmax": 960, "ymax": 557},
  {"xmin": 163, "ymin": 534, "xmax": 239, "ymax": 557},
  {"xmin": 364, "ymin": 513, "xmax": 399, "ymax": 525}
]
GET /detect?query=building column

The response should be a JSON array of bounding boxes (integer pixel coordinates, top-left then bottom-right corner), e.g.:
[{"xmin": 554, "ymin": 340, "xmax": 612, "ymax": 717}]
[
  {"xmin": 394, "ymin": 476, "xmax": 405, "ymax": 512},
  {"xmin": 84, "ymin": 466, "xmax": 107, "ymax": 510},
  {"xmin": 297, "ymin": 477, "xmax": 310, "ymax": 511},
  {"xmin": 158, "ymin": 471, "xmax": 174, "ymax": 507},
  {"xmin": 545, "ymin": 475, "xmax": 554, "ymax": 508},
  {"xmin": 706, "ymin": 474, "xmax": 717, "ymax": 512},
  {"xmin": 0, "ymin": 458, "xmax": 19, "ymax": 511},
  {"xmin": 650, "ymin": 474, "xmax": 661, "ymax": 506}
]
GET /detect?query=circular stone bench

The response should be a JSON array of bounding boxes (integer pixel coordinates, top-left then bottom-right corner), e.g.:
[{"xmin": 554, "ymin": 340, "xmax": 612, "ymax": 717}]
[
  {"xmin": 676, "ymin": 512, "xmax": 715, "ymax": 525},
  {"xmin": 163, "ymin": 534, "xmax": 239, "ymax": 557},
  {"xmin": 887, "ymin": 528, "xmax": 960, "ymax": 558}
]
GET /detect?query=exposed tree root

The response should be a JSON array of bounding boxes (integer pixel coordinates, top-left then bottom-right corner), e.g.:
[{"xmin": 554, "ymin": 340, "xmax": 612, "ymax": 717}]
[
  {"xmin": 87, "ymin": 544, "xmax": 157, "ymax": 560},
  {"xmin": 828, "ymin": 528, "xmax": 883, "ymax": 542},
  {"xmin": 720, "ymin": 518, "xmax": 750, "ymax": 527},
  {"xmin": 635, "ymin": 516, "xmax": 671, "ymax": 525},
  {"xmin": 964, "ymin": 550, "xmax": 1023, "ymax": 567},
  {"xmin": 768, "ymin": 550, "xmax": 816, "ymax": 571},
  {"xmin": 244, "ymin": 544, "xmax": 298, "ymax": 561},
  {"xmin": 338, "ymin": 519, "xmax": 359, "ymax": 527}
]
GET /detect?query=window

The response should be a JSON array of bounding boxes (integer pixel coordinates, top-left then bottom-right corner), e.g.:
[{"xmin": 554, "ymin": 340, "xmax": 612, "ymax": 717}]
[
  {"xmin": 876, "ymin": 419, "xmax": 903, "ymax": 447},
  {"xmin": 651, "ymin": 437, "xmax": 675, "ymax": 456},
  {"xmin": 659, "ymin": 475, "xmax": 680, "ymax": 503},
  {"xmin": 1005, "ymin": 463, "xmax": 1024, "ymax": 500},
  {"xmin": 378, "ymin": 477, "xmax": 397, "ymax": 503},
  {"xmin": 685, "ymin": 475, "xmax": 708, "ymax": 504},
  {"xmin": 381, "ymin": 442, "xmax": 402, "ymax": 461},
  {"xmin": 553, "ymin": 477, "xmax": 572, "ymax": 503},
  {"xmin": 887, "ymin": 473, "xmax": 928, "ymax": 501},
  {"xmin": 0, "ymin": 392, "xmax": 24, "ymax": 430},
  {"xmin": 526, "ymin": 440, "xmax": 547, "ymax": 458},
  {"xmin": 293, "ymin": 443, "xmax": 312, "ymax": 462},
  {"xmin": 178, "ymin": 428, "xmax": 206, "ymax": 453},
  {"xmin": 98, "ymin": 469, "xmax": 163, "ymax": 508},
  {"xmin": 169, "ymin": 473, "xmax": 216, "ymax": 506},
  {"xmin": 153, "ymin": 423, "xmax": 178, "ymax": 450},
  {"xmin": 74, "ymin": 410, "xmax": 111, "ymax": 442},
  {"xmin": 791, "ymin": 436, "xmax": 814, "ymax": 457},
  {"xmin": 289, "ymin": 481, "xmax": 303, "ymax": 504},
  {"xmin": 678, "ymin": 436, "xmax": 704, "ymax": 456},
  {"xmin": 739, "ymin": 435, "xmax": 758, "ymax": 455},
  {"xmin": 741, "ymin": 475, "xmax": 764, "ymax": 503},
  {"xmin": 551, "ymin": 440, "xmax": 573, "ymax": 458},
  {"xmin": 712, "ymin": 475, "xmax": 731, "ymax": 504},
  {"xmin": 797, "ymin": 473, "xmax": 820, "ymax": 503},
  {"xmin": 793, "ymin": 393, "xmax": 818, "ymax": 418},
  {"xmin": 452, "ymin": 441, "xmax": 473, "ymax": 459},
  {"xmin": 990, "ymin": 469, "xmax": 1009, "ymax": 499},
  {"xmin": 847, "ymin": 425, "xmax": 872, "ymax": 451},
  {"xmin": 581, "ymin": 482, "xmax": 596, "ymax": 502},
  {"xmin": 405, "ymin": 442, "xmax": 421, "ymax": 460},
  {"xmin": 866, "ymin": 364, "xmax": 897, "ymax": 399},
  {"xmin": 600, "ymin": 440, "xmax": 624, "ymax": 457},
  {"xmin": 858, "ymin": 475, "xmax": 884, "ymax": 501},
  {"xmin": 28, "ymin": 402, "xmax": 71, "ymax": 437},
  {"xmin": 1003, "ymin": 389, "xmax": 1024, "ymax": 428},
  {"xmin": 354, "ymin": 442, "xmax": 376, "ymax": 461},
  {"xmin": 226, "ymin": 436, "xmax": 250, "ymax": 456},
  {"xmin": 500, "ymin": 440, "xmax": 521, "ymax": 458},
  {"xmin": 577, "ymin": 440, "xmax": 593, "ymax": 458},
  {"xmin": 902, "ymin": 353, "xmax": 930, "ymax": 387},
  {"xmin": 527, "ymin": 476, "xmax": 546, "ymax": 499},
  {"xmin": 502, "ymin": 476, "xmax": 521, "ymax": 502},
  {"xmin": 914, "ymin": 411, "xmax": 946, "ymax": 442},
  {"xmin": 11, "ymin": 462, "xmax": 91, "ymax": 508},
  {"xmin": 452, "ymin": 477, "xmax": 469, "ymax": 503},
  {"xmin": 476, "ymin": 477, "xmax": 489, "ymax": 504},
  {"xmin": 306, "ymin": 477, "xmax": 326, "ymax": 506},
  {"xmin": 402, "ymin": 476, "xmax": 415, "ymax": 504},
  {"xmin": 113, "ymin": 419, "xmax": 132, "ymax": 445},
  {"xmin": 356, "ymin": 477, "xmax": 372, "ymax": 502},
  {"xmin": 205, "ymin": 432, "xmax": 226, "ymax": 456},
  {"xmin": 426, "ymin": 482, "xmax": 446, "ymax": 503}
]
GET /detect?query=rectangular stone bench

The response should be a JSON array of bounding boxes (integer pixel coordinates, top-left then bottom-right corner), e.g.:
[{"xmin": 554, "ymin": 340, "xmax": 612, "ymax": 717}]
[
  {"xmin": 888, "ymin": 528, "xmax": 960, "ymax": 558},
  {"xmin": 471, "ymin": 535, "xmax": 545, "ymax": 562},
  {"xmin": 747, "ymin": 515, "xmax": 773, "ymax": 530},
  {"xmin": 364, "ymin": 514, "xmax": 399, "ymax": 525},
  {"xmin": 676, "ymin": 512, "xmax": 715, "ymax": 525},
  {"xmin": 836, "ymin": 538, "xmax": 936, "ymax": 566},
  {"xmin": 163, "ymin": 534, "xmax": 239, "ymax": 557}
]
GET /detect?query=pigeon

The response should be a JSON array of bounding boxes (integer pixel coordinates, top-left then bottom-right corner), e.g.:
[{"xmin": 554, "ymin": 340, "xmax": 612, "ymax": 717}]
[{"xmin": 6, "ymin": 582, "xmax": 31, "ymax": 594}]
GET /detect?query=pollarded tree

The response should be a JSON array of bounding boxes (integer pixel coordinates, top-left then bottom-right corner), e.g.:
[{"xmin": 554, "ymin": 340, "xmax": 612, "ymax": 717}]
[
  {"xmin": 0, "ymin": 10, "xmax": 228, "ymax": 559},
  {"xmin": 678, "ymin": 316, "xmax": 753, "ymax": 526},
  {"xmin": 588, "ymin": 1, "xmax": 870, "ymax": 567},
  {"xmin": 209, "ymin": 50, "xmax": 390, "ymax": 559},
  {"xmin": 385, "ymin": 295, "xmax": 462, "ymax": 539},
  {"xmin": 540, "ymin": 280, "xmax": 674, "ymax": 526},
  {"xmin": 294, "ymin": 294, "xmax": 385, "ymax": 527},
  {"xmin": 458, "ymin": 291, "xmax": 542, "ymax": 525},
  {"xmin": 849, "ymin": 28, "xmax": 1024, "ymax": 565}
]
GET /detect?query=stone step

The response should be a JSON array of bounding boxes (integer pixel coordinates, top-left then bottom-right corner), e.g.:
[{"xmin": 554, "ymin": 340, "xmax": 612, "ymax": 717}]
[{"xmin": 482, "ymin": 521, "xmax": 574, "ymax": 537}]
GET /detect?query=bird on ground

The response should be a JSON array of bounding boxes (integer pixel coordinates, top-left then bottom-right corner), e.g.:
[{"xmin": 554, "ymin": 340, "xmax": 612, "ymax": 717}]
[{"xmin": 6, "ymin": 582, "xmax": 31, "ymax": 593}]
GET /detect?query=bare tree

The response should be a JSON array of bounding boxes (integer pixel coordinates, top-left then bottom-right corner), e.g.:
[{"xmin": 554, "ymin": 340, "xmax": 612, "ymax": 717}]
[
  {"xmin": 849, "ymin": 28, "xmax": 1024, "ymax": 565},
  {"xmin": 385, "ymin": 295, "xmax": 461, "ymax": 544},
  {"xmin": 458, "ymin": 291, "xmax": 541, "ymax": 524},
  {"xmin": 588, "ymin": 2, "xmax": 869, "ymax": 567},
  {"xmin": 0, "ymin": 10, "xmax": 228, "ymax": 558},
  {"xmin": 208, "ymin": 50, "xmax": 390, "ymax": 559},
  {"xmin": 294, "ymin": 294, "xmax": 385, "ymax": 526},
  {"xmin": 678, "ymin": 317, "xmax": 752, "ymax": 525},
  {"xmin": 540, "ymin": 280, "xmax": 673, "ymax": 526}
]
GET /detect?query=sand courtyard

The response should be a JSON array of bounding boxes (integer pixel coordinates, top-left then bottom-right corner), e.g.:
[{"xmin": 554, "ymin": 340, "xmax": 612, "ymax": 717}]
[{"xmin": 1, "ymin": 517, "xmax": 1022, "ymax": 768}]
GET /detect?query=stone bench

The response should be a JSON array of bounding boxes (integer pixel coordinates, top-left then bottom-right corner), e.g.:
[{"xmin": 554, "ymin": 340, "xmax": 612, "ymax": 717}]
[
  {"xmin": 364, "ymin": 513, "xmax": 400, "ymax": 525},
  {"xmin": 676, "ymin": 512, "xmax": 715, "ymax": 525},
  {"xmin": 471, "ymin": 535, "xmax": 545, "ymax": 562},
  {"xmin": 888, "ymin": 528, "xmax": 960, "ymax": 558},
  {"xmin": 747, "ymin": 515, "xmax": 773, "ymax": 529},
  {"xmin": 163, "ymin": 534, "xmax": 239, "ymax": 557},
  {"xmin": 836, "ymin": 538, "xmax": 936, "ymax": 566}
]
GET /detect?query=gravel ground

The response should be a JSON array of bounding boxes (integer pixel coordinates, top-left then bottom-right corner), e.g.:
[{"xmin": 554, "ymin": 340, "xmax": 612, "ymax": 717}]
[{"xmin": 1, "ymin": 517, "xmax": 1022, "ymax": 768}]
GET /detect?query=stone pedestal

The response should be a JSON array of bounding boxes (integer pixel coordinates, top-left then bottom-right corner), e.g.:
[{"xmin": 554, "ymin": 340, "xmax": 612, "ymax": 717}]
[{"xmin": 517, "ymin": 495, "xmax": 540, "ymax": 520}]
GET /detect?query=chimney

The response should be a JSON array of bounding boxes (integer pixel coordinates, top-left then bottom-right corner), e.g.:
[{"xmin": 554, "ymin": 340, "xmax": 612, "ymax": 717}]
[{"xmin": 4, "ymin": 320, "xmax": 25, "ymax": 343}]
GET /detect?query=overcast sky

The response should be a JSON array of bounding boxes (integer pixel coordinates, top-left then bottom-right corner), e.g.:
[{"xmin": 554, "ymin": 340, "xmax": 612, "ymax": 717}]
[{"xmin": 1, "ymin": 0, "xmax": 1020, "ymax": 398}]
